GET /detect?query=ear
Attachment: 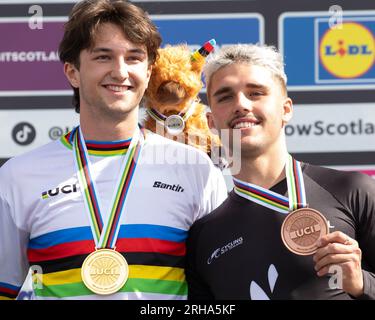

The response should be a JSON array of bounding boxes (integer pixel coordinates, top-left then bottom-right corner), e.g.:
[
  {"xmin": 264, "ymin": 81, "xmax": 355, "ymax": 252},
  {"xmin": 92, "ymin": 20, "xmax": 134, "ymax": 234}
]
[
  {"xmin": 144, "ymin": 64, "xmax": 152, "ymax": 87},
  {"xmin": 281, "ymin": 97, "xmax": 293, "ymax": 126},
  {"xmin": 206, "ymin": 110, "xmax": 220, "ymax": 134},
  {"xmin": 64, "ymin": 62, "xmax": 80, "ymax": 88},
  {"xmin": 147, "ymin": 64, "xmax": 153, "ymax": 80}
]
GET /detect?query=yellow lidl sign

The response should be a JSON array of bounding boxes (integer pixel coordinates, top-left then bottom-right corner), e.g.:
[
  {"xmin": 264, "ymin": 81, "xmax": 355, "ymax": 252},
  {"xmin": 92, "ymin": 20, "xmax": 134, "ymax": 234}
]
[{"xmin": 319, "ymin": 22, "xmax": 374, "ymax": 79}]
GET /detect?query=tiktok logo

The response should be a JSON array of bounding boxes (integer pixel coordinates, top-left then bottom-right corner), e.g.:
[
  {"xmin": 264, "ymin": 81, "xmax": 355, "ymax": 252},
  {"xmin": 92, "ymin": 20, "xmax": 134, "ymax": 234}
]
[
  {"xmin": 12, "ymin": 122, "xmax": 36, "ymax": 146},
  {"xmin": 250, "ymin": 264, "xmax": 279, "ymax": 300}
]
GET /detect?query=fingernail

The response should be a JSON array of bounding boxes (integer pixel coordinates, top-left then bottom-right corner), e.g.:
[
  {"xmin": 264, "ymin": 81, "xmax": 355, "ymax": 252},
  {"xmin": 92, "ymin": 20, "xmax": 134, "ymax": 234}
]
[{"xmin": 317, "ymin": 239, "xmax": 322, "ymax": 247}]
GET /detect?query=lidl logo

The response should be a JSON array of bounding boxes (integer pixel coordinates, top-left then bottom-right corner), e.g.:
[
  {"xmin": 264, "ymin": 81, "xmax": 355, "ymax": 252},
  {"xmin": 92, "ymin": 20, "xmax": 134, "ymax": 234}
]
[
  {"xmin": 315, "ymin": 19, "xmax": 375, "ymax": 83},
  {"xmin": 320, "ymin": 22, "xmax": 374, "ymax": 79},
  {"xmin": 280, "ymin": 12, "xmax": 375, "ymax": 90}
]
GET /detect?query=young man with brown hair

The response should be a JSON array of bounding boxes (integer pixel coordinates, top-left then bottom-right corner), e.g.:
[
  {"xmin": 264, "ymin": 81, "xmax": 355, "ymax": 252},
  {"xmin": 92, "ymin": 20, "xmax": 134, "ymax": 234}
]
[{"xmin": 0, "ymin": 0, "xmax": 227, "ymax": 300}]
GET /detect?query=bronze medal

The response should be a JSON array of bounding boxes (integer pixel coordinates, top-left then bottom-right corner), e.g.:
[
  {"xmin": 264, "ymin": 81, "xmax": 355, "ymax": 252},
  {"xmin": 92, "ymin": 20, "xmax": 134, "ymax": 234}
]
[
  {"xmin": 281, "ymin": 208, "xmax": 329, "ymax": 255},
  {"xmin": 81, "ymin": 249, "xmax": 129, "ymax": 295}
]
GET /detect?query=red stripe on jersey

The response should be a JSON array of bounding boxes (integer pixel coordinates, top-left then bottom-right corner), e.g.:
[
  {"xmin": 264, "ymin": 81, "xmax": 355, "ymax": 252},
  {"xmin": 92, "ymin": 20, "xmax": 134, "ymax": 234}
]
[
  {"xmin": 27, "ymin": 240, "xmax": 95, "ymax": 262},
  {"xmin": 115, "ymin": 238, "xmax": 186, "ymax": 256},
  {"xmin": 27, "ymin": 238, "xmax": 185, "ymax": 262},
  {"xmin": 0, "ymin": 286, "xmax": 18, "ymax": 297}
]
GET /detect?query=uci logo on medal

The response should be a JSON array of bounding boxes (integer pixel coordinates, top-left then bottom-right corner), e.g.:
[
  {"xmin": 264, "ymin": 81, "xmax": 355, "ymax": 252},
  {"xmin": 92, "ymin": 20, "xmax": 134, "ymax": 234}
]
[{"xmin": 318, "ymin": 21, "xmax": 375, "ymax": 80}]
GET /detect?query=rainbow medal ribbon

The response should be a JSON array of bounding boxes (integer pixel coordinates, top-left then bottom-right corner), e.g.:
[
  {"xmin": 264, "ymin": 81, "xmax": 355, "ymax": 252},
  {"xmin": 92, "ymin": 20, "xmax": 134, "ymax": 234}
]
[
  {"xmin": 146, "ymin": 99, "xmax": 198, "ymax": 136},
  {"xmin": 233, "ymin": 154, "xmax": 328, "ymax": 255},
  {"xmin": 72, "ymin": 125, "xmax": 144, "ymax": 294}
]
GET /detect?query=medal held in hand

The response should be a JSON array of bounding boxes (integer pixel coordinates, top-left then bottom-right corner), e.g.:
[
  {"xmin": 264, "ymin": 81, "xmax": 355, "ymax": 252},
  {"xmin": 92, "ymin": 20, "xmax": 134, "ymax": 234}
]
[
  {"xmin": 281, "ymin": 207, "xmax": 329, "ymax": 255},
  {"xmin": 233, "ymin": 154, "xmax": 329, "ymax": 256}
]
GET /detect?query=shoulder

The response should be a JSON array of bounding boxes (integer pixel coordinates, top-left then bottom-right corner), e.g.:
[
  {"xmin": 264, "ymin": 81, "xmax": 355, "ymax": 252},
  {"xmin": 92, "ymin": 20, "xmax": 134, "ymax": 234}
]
[
  {"xmin": 0, "ymin": 140, "xmax": 65, "ymax": 184},
  {"xmin": 303, "ymin": 163, "xmax": 375, "ymax": 199},
  {"xmin": 304, "ymin": 163, "xmax": 374, "ymax": 188}
]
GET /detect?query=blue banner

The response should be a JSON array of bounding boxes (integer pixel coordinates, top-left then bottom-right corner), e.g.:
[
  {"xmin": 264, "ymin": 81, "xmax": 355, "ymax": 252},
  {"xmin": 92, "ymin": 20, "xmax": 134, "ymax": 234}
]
[
  {"xmin": 152, "ymin": 13, "xmax": 264, "ymax": 51},
  {"xmin": 279, "ymin": 11, "xmax": 375, "ymax": 91}
]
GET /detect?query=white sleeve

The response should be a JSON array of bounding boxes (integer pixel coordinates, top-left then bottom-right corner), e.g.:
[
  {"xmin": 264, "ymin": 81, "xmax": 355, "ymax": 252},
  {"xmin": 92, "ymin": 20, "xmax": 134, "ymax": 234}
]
[
  {"xmin": 196, "ymin": 163, "xmax": 228, "ymax": 221},
  {"xmin": 0, "ymin": 174, "xmax": 30, "ymax": 300}
]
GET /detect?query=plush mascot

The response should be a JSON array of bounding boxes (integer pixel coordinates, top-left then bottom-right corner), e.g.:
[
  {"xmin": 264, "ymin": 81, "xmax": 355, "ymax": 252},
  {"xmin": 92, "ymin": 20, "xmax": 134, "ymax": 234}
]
[{"xmin": 143, "ymin": 39, "xmax": 221, "ymax": 156}]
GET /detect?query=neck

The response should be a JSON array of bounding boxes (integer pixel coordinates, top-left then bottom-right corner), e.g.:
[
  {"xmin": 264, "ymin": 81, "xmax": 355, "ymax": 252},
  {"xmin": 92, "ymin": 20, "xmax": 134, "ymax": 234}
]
[
  {"xmin": 79, "ymin": 107, "xmax": 138, "ymax": 141},
  {"xmin": 232, "ymin": 144, "xmax": 289, "ymax": 189}
]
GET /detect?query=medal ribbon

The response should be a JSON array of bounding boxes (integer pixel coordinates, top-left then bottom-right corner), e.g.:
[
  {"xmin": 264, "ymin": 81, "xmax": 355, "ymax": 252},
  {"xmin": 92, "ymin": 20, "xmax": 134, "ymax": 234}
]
[
  {"xmin": 146, "ymin": 99, "xmax": 198, "ymax": 127},
  {"xmin": 233, "ymin": 154, "xmax": 306, "ymax": 214},
  {"xmin": 73, "ymin": 125, "xmax": 144, "ymax": 249}
]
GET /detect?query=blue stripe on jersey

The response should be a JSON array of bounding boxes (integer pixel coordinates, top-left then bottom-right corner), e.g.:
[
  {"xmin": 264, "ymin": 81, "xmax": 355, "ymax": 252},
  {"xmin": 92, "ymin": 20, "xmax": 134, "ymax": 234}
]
[
  {"xmin": 29, "ymin": 224, "xmax": 187, "ymax": 249},
  {"xmin": 118, "ymin": 224, "xmax": 187, "ymax": 242},
  {"xmin": 0, "ymin": 282, "xmax": 21, "ymax": 291},
  {"xmin": 29, "ymin": 226, "xmax": 93, "ymax": 249}
]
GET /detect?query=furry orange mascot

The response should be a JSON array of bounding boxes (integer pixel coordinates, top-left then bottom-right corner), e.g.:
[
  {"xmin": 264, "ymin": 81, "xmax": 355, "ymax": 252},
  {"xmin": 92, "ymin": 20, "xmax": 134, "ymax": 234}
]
[{"xmin": 143, "ymin": 40, "xmax": 221, "ymax": 156}]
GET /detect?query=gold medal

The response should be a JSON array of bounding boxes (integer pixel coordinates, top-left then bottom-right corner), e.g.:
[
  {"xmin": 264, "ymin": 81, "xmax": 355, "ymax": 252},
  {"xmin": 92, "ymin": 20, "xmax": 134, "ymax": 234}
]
[
  {"xmin": 81, "ymin": 249, "xmax": 129, "ymax": 295},
  {"xmin": 281, "ymin": 208, "xmax": 329, "ymax": 256}
]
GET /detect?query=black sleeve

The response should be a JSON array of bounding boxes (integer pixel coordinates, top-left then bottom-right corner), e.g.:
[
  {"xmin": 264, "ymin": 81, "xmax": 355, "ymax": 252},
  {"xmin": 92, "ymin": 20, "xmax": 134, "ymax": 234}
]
[
  {"xmin": 306, "ymin": 165, "xmax": 375, "ymax": 300},
  {"xmin": 186, "ymin": 222, "xmax": 214, "ymax": 300},
  {"xmin": 353, "ymin": 173, "xmax": 375, "ymax": 300}
]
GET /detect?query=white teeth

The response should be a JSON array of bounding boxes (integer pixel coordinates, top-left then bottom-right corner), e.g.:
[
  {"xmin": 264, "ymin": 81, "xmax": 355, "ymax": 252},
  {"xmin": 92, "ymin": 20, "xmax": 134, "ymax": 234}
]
[
  {"xmin": 233, "ymin": 122, "xmax": 258, "ymax": 129},
  {"xmin": 106, "ymin": 85, "xmax": 127, "ymax": 92}
]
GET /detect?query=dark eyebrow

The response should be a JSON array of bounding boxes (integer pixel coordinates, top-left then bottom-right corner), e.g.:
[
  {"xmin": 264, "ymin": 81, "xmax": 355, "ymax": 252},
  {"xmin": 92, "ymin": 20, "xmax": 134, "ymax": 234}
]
[
  {"xmin": 212, "ymin": 83, "xmax": 267, "ymax": 98},
  {"xmin": 212, "ymin": 86, "xmax": 232, "ymax": 98},
  {"xmin": 246, "ymin": 83, "xmax": 267, "ymax": 90},
  {"xmin": 128, "ymin": 48, "xmax": 147, "ymax": 55},
  {"xmin": 90, "ymin": 47, "xmax": 147, "ymax": 55},
  {"xmin": 91, "ymin": 47, "xmax": 112, "ymax": 53}
]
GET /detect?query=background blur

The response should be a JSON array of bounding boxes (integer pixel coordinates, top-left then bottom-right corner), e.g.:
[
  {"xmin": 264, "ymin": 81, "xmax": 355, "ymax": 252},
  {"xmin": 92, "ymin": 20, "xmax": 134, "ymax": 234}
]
[{"xmin": 0, "ymin": 0, "xmax": 374, "ymax": 178}]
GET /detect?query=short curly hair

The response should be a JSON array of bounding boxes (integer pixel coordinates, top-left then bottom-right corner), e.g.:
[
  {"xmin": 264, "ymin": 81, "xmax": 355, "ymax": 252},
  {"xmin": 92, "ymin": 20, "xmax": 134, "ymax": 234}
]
[{"xmin": 59, "ymin": 0, "xmax": 162, "ymax": 112}]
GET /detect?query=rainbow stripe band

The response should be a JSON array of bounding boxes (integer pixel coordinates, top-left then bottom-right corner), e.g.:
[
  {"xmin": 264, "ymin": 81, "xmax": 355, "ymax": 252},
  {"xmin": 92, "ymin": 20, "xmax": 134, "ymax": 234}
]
[
  {"xmin": 191, "ymin": 38, "xmax": 216, "ymax": 62},
  {"xmin": 0, "ymin": 282, "xmax": 20, "ymax": 300},
  {"xmin": 285, "ymin": 154, "xmax": 306, "ymax": 211},
  {"xmin": 74, "ymin": 129, "xmax": 103, "ymax": 240},
  {"xmin": 146, "ymin": 100, "xmax": 198, "ymax": 128},
  {"xmin": 233, "ymin": 154, "xmax": 307, "ymax": 214},
  {"xmin": 147, "ymin": 107, "xmax": 167, "ymax": 122},
  {"xmin": 73, "ymin": 126, "xmax": 143, "ymax": 249}
]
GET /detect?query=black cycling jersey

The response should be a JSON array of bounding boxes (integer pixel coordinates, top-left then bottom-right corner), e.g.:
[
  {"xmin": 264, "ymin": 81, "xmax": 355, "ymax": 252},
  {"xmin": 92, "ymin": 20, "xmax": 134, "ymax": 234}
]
[{"xmin": 186, "ymin": 163, "xmax": 375, "ymax": 300}]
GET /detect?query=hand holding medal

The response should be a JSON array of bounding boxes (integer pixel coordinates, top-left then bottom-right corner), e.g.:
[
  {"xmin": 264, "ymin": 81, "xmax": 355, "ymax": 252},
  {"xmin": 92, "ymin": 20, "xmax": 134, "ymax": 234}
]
[
  {"xmin": 233, "ymin": 155, "xmax": 365, "ymax": 297},
  {"xmin": 313, "ymin": 231, "xmax": 364, "ymax": 297}
]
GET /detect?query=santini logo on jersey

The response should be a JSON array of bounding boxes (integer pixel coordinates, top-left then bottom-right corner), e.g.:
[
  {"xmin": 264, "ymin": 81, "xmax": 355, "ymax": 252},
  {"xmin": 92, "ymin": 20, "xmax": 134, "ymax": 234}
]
[
  {"xmin": 207, "ymin": 237, "xmax": 243, "ymax": 264},
  {"xmin": 153, "ymin": 181, "xmax": 184, "ymax": 193},
  {"xmin": 41, "ymin": 184, "xmax": 78, "ymax": 199}
]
